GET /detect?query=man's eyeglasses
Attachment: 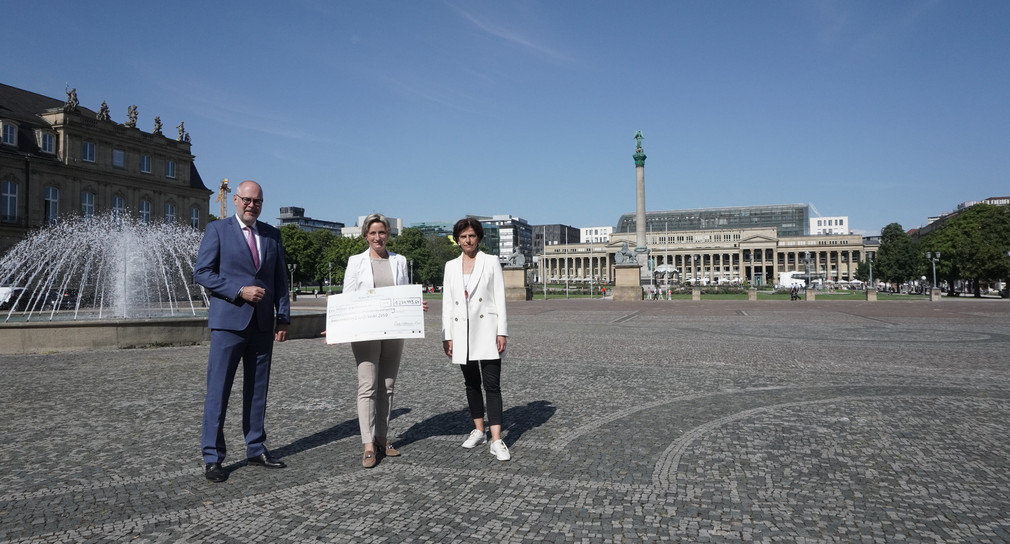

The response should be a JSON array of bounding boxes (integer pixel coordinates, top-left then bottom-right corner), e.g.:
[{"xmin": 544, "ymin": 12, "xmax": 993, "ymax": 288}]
[{"xmin": 236, "ymin": 196, "xmax": 263, "ymax": 207}]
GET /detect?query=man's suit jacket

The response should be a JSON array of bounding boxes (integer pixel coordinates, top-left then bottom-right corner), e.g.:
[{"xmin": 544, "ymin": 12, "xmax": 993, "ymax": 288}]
[
  {"xmin": 194, "ymin": 216, "xmax": 290, "ymax": 333},
  {"xmin": 343, "ymin": 249, "xmax": 410, "ymax": 292},
  {"xmin": 441, "ymin": 251, "xmax": 508, "ymax": 365}
]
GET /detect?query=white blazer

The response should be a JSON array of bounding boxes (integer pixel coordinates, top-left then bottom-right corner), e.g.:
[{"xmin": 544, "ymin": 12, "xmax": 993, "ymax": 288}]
[
  {"xmin": 441, "ymin": 251, "xmax": 508, "ymax": 365},
  {"xmin": 343, "ymin": 249, "xmax": 410, "ymax": 292}
]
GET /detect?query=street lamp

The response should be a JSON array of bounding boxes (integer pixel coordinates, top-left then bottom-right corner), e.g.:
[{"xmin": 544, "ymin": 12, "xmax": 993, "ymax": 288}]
[
  {"xmin": 288, "ymin": 263, "xmax": 297, "ymax": 294},
  {"xmin": 408, "ymin": 259, "xmax": 414, "ymax": 284},
  {"xmin": 327, "ymin": 262, "xmax": 332, "ymax": 294},
  {"xmin": 926, "ymin": 251, "xmax": 940, "ymax": 290}
]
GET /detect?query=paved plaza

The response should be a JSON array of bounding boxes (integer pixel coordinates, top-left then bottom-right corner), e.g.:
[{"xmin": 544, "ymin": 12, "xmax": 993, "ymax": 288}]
[{"xmin": 2, "ymin": 298, "xmax": 1009, "ymax": 543}]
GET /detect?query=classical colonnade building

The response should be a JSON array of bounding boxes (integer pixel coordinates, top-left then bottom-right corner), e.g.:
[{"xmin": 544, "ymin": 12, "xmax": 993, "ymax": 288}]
[{"xmin": 538, "ymin": 227, "xmax": 866, "ymax": 288}]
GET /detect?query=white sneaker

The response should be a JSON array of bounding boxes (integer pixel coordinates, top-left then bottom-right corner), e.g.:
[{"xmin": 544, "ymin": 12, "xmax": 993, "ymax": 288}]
[
  {"xmin": 489, "ymin": 439, "xmax": 511, "ymax": 461},
  {"xmin": 462, "ymin": 429, "xmax": 487, "ymax": 448}
]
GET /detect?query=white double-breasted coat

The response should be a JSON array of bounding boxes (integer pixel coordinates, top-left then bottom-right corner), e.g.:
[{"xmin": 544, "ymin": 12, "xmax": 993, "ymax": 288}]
[{"xmin": 441, "ymin": 251, "xmax": 508, "ymax": 365}]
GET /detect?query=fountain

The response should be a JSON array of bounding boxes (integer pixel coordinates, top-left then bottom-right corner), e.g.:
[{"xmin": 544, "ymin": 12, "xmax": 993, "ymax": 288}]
[
  {"xmin": 1, "ymin": 214, "xmax": 207, "ymax": 322},
  {"xmin": 0, "ymin": 214, "xmax": 324, "ymax": 354}
]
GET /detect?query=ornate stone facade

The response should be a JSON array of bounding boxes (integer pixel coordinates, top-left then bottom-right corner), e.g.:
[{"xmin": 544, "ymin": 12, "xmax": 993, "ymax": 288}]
[
  {"xmin": 537, "ymin": 227, "xmax": 866, "ymax": 288},
  {"xmin": 0, "ymin": 83, "xmax": 212, "ymax": 253}
]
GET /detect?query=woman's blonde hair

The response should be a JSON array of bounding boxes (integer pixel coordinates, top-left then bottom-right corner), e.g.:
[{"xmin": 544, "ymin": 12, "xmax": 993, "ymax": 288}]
[{"xmin": 361, "ymin": 213, "xmax": 390, "ymax": 237}]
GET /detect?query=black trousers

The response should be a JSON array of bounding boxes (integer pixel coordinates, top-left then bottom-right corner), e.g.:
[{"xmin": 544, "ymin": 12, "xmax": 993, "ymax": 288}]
[{"xmin": 460, "ymin": 359, "xmax": 502, "ymax": 427}]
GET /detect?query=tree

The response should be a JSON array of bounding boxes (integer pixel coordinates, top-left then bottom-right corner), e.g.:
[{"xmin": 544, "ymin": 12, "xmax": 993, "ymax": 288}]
[
  {"xmin": 423, "ymin": 235, "xmax": 460, "ymax": 287},
  {"xmin": 920, "ymin": 204, "xmax": 1010, "ymax": 297},
  {"xmin": 279, "ymin": 225, "xmax": 309, "ymax": 286},
  {"xmin": 387, "ymin": 227, "xmax": 431, "ymax": 284},
  {"xmin": 853, "ymin": 260, "xmax": 870, "ymax": 283},
  {"xmin": 874, "ymin": 223, "xmax": 919, "ymax": 286},
  {"xmin": 323, "ymin": 235, "xmax": 367, "ymax": 289}
]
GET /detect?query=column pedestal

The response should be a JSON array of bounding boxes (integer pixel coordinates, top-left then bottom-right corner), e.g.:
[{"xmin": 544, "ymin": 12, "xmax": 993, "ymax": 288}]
[
  {"xmin": 748, "ymin": 288, "xmax": 757, "ymax": 301},
  {"xmin": 866, "ymin": 288, "xmax": 877, "ymax": 301},
  {"xmin": 503, "ymin": 267, "xmax": 531, "ymax": 301},
  {"xmin": 929, "ymin": 288, "xmax": 942, "ymax": 302},
  {"xmin": 805, "ymin": 290, "xmax": 816, "ymax": 301},
  {"xmin": 613, "ymin": 265, "xmax": 643, "ymax": 301}
]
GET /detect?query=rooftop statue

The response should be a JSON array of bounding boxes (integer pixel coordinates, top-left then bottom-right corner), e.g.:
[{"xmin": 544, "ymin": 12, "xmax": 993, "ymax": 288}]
[
  {"xmin": 97, "ymin": 101, "xmax": 110, "ymax": 121},
  {"xmin": 125, "ymin": 105, "xmax": 138, "ymax": 128},
  {"xmin": 63, "ymin": 87, "xmax": 79, "ymax": 112}
]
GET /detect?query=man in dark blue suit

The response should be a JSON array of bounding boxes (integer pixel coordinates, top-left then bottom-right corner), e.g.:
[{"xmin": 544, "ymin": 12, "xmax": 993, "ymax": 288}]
[{"xmin": 194, "ymin": 180, "xmax": 290, "ymax": 483}]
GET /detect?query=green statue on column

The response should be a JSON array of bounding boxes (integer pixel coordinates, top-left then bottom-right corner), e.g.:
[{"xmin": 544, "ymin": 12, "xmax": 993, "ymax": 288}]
[{"xmin": 633, "ymin": 130, "xmax": 647, "ymax": 167}]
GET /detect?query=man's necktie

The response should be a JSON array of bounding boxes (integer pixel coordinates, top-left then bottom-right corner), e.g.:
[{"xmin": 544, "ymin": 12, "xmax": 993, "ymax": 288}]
[{"xmin": 245, "ymin": 226, "xmax": 260, "ymax": 269}]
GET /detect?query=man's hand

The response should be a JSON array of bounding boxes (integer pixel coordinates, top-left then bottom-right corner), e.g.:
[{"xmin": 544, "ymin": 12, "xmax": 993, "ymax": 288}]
[
  {"xmin": 240, "ymin": 285, "xmax": 266, "ymax": 303},
  {"xmin": 275, "ymin": 323, "xmax": 289, "ymax": 342}
]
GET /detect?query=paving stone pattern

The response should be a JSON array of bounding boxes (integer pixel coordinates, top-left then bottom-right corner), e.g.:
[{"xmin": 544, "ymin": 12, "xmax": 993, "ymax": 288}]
[{"xmin": 1, "ymin": 299, "xmax": 1008, "ymax": 542}]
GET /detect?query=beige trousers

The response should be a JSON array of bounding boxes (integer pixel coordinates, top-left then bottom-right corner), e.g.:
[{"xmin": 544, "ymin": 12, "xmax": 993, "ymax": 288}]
[{"xmin": 351, "ymin": 339, "xmax": 404, "ymax": 444}]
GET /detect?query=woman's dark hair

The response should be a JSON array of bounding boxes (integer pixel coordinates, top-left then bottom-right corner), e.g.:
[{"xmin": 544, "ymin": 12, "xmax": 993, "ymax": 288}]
[{"xmin": 452, "ymin": 217, "xmax": 484, "ymax": 242}]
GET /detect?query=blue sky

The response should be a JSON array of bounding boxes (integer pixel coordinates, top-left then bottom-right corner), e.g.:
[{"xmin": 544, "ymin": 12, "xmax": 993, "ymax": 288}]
[{"xmin": 5, "ymin": 1, "xmax": 1008, "ymax": 235}]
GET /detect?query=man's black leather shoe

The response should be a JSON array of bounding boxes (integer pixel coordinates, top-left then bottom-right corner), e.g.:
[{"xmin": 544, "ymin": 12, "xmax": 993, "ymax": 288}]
[
  {"xmin": 247, "ymin": 453, "xmax": 287, "ymax": 469},
  {"xmin": 204, "ymin": 462, "xmax": 228, "ymax": 482}
]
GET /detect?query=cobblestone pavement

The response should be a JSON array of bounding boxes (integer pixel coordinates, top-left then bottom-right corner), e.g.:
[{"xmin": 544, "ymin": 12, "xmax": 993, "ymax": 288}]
[{"xmin": 2, "ymin": 299, "xmax": 1009, "ymax": 543}]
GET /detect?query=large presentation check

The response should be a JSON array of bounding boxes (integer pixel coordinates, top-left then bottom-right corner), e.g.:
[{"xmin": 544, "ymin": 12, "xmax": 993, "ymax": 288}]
[{"xmin": 325, "ymin": 284, "xmax": 425, "ymax": 344}]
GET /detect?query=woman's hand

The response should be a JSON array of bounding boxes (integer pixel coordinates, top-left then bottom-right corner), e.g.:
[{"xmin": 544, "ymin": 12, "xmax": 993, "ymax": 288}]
[
  {"xmin": 422, "ymin": 301, "xmax": 429, "ymax": 312},
  {"xmin": 443, "ymin": 340, "xmax": 453, "ymax": 357},
  {"xmin": 497, "ymin": 335, "xmax": 507, "ymax": 354}
]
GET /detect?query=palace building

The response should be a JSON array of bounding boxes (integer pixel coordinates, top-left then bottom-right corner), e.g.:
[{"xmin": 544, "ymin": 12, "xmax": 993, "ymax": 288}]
[
  {"xmin": 0, "ymin": 83, "xmax": 212, "ymax": 253},
  {"xmin": 539, "ymin": 208, "xmax": 866, "ymax": 289}
]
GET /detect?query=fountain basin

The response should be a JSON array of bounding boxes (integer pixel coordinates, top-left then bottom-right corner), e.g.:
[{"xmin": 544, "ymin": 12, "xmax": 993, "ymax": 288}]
[{"xmin": 0, "ymin": 311, "xmax": 325, "ymax": 355}]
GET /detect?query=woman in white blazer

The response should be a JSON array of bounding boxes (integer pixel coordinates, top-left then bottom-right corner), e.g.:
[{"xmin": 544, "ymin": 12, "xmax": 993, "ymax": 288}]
[
  {"xmin": 441, "ymin": 218, "xmax": 511, "ymax": 461},
  {"xmin": 343, "ymin": 213, "xmax": 412, "ymax": 468}
]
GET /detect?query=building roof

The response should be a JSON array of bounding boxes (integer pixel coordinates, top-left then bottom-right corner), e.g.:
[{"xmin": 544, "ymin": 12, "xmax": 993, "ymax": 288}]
[{"xmin": 1, "ymin": 82, "xmax": 209, "ymax": 192}]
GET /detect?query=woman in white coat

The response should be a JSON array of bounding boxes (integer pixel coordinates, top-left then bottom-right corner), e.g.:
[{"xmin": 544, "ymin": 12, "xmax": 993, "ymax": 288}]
[
  {"xmin": 441, "ymin": 218, "xmax": 510, "ymax": 461},
  {"xmin": 343, "ymin": 213, "xmax": 413, "ymax": 468}
]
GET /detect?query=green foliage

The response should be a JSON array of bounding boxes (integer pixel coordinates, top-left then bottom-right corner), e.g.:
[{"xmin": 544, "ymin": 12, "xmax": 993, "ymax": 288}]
[
  {"xmin": 919, "ymin": 204, "xmax": 1010, "ymax": 295},
  {"xmin": 387, "ymin": 227, "xmax": 429, "ymax": 283},
  {"xmin": 853, "ymin": 260, "xmax": 871, "ymax": 282},
  {"xmin": 279, "ymin": 225, "xmax": 309, "ymax": 283},
  {"xmin": 874, "ymin": 223, "xmax": 920, "ymax": 284},
  {"xmin": 424, "ymin": 235, "xmax": 460, "ymax": 286}
]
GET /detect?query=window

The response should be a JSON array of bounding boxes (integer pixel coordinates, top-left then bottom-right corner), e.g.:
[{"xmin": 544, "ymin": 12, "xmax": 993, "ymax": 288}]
[
  {"xmin": 112, "ymin": 149, "xmax": 125, "ymax": 168},
  {"xmin": 190, "ymin": 207, "xmax": 200, "ymax": 228},
  {"xmin": 140, "ymin": 154, "xmax": 151, "ymax": 173},
  {"xmin": 41, "ymin": 132, "xmax": 55, "ymax": 154},
  {"xmin": 1, "ymin": 121, "xmax": 16, "ymax": 145},
  {"xmin": 44, "ymin": 186, "xmax": 59, "ymax": 224},
  {"xmin": 81, "ymin": 191, "xmax": 95, "ymax": 218},
  {"xmin": 2, "ymin": 181, "xmax": 17, "ymax": 222},
  {"xmin": 165, "ymin": 160, "xmax": 176, "ymax": 178},
  {"xmin": 165, "ymin": 203, "xmax": 176, "ymax": 224},
  {"xmin": 82, "ymin": 141, "xmax": 95, "ymax": 162},
  {"xmin": 112, "ymin": 195, "xmax": 125, "ymax": 217},
  {"xmin": 140, "ymin": 200, "xmax": 151, "ymax": 224}
]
